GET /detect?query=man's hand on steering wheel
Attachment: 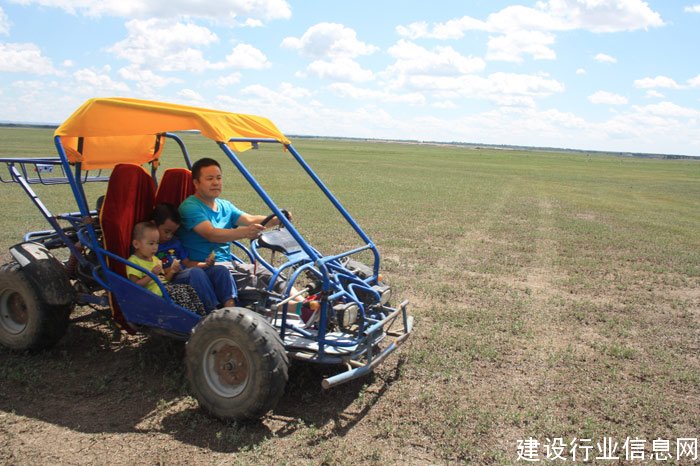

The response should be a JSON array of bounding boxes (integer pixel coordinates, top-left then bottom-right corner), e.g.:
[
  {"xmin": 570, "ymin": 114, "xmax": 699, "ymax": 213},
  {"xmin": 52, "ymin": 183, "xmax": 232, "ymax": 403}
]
[
  {"xmin": 260, "ymin": 209, "xmax": 292, "ymax": 228},
  {"xmin": 242, "ymin": 223, "xmax": 265, "ymax": 239}
]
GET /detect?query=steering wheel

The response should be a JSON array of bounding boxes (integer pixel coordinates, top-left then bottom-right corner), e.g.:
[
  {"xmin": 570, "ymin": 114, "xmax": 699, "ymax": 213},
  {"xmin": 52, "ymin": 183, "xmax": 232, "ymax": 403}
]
[{"xmin": 260, "ymin": 209, "xmax": 291, "ymax": 227}]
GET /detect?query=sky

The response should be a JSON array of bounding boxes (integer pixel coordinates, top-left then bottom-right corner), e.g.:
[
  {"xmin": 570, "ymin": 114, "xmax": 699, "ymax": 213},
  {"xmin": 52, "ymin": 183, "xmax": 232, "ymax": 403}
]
[{"xmin": 1, "ymin": 0, "xmax": 699, "ymax": 156}]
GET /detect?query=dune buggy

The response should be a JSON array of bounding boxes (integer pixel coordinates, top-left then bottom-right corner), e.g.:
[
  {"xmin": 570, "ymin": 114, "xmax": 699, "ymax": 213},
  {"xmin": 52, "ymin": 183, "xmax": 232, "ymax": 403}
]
[{"xmin": 0, "ymin": 98, "xmax": 413, "ymax": 421}]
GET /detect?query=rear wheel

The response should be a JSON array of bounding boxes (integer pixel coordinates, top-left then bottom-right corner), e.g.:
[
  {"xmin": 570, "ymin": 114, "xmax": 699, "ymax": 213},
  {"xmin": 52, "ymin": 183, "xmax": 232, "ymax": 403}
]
[
  {"xmin": 186, "ymin": 307, "xmax": 288, "ymax": 421},
  {"xmin": 0, "ymin": 262, "xmax": 72, "ymax": 351}
]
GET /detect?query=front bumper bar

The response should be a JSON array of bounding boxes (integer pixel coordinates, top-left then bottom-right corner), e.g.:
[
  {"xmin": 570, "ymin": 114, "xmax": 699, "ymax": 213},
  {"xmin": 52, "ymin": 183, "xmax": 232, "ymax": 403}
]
[{"xmin": 290, "ymin": 299, "xmax": 413, "ymax": 389}]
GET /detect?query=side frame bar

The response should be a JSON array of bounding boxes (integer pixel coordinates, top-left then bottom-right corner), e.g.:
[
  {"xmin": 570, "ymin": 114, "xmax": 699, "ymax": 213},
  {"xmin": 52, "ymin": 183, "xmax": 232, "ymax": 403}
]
[{"xmin": 218, "ymin": 139, "xmax": 383, "ymax": 357}]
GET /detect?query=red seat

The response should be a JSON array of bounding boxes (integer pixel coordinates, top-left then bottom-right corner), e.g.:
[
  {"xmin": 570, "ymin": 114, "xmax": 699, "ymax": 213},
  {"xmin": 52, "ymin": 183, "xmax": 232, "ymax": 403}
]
[
  {"xmin": 155, "ymin": 168, "xmax": 194, "ymax": 207},
  {"xmin": 100, "ymin": 163, "xmax": 156, "ymax": 328}
]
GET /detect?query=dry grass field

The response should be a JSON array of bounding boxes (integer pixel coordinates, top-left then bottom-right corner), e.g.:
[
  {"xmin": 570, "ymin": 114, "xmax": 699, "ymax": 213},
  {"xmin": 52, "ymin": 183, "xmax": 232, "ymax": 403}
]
[{"xmin": 0, "ymin": 127, "xmax": 698, "ymax": 464}]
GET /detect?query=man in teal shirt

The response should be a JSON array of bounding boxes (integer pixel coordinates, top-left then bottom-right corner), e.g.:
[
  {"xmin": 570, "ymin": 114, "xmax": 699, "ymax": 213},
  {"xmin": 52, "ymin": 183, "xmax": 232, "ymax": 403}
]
[
  {"xmin": 178, "ymin": 190, "xmax": 246, "ymax": 263},
  {"xmin": 178, "ymin": 157, "xmax": 296, "ymax": 304},
  {"xmin": 178, "ymin": 157, "xmax": 286, "ymax": 262}
]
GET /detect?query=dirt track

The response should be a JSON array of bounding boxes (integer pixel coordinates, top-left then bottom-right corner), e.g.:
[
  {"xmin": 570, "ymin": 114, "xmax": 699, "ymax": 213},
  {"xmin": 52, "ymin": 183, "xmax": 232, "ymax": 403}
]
[{"xmin": 0, "ymin": 307, "xmax": 423, "ymax": 465}]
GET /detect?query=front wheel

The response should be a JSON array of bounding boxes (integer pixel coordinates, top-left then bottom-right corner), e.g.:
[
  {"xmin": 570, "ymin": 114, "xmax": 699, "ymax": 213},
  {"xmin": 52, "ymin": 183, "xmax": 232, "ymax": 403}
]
[
  {"xmin": 185, "ymin": 307, "xmax": 289, "ymax": 421},
  {"xmin": 0, "ymin": 262, "xmax": 72, "ymax": 351}
]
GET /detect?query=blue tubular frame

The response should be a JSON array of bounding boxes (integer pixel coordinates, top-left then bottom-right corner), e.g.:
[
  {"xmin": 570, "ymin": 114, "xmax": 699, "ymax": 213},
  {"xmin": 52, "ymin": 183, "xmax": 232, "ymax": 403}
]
[
  {"xmin": 95, "ymin": 250, "xmax": 201, "ymax": 331},
  {"xmin": 164, "ymin": 133, "xmax": 193, "ymax": 169},
  {"xmin": 285, "ymin": 144, "xmax": 381, "ymax": 278},
  {"xmin": 0, "ymin": 157, "xmax": 108, "ymax": 185},
  {"xmin": 218, "ymin": 138, "xmax": 403, "ymax": 366},
  {"xmin": 220, "ymin": 139, "xmax": 381, "ymax": 275},
  {"xmin": 219, "ymin": 141, "xmax": 321, "ymax": 263},
  {"xmin": 4, "ymin": 160, "xmax": 98, "ymax": 267},
  {"xmin": 53, "ymin": 136, "xmax": 113, "ymax": 276},
  {"xmin": 232, "ymin": 241, "xmax": 255, "ymax": 263}
]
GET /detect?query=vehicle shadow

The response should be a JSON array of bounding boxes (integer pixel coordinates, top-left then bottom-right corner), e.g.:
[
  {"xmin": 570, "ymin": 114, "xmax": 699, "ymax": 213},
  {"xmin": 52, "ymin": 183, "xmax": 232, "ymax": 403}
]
[
  {"xmin": 0, "ymin": 320, "xmax": 190, "ymax": 434},
  {"xmin": 160, "ymin": 354, "xmax": 406, "ymax": 453},
  {"xmin": 0, "ymin": 316, "xmax": 404, "ymax": 454}
]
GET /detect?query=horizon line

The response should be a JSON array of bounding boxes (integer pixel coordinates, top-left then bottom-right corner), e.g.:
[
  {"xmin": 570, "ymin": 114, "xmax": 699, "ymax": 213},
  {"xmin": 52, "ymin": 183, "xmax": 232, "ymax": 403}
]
[{"xmin": 1, "ymin": 122, "xmax": 697, "ymax": 160}]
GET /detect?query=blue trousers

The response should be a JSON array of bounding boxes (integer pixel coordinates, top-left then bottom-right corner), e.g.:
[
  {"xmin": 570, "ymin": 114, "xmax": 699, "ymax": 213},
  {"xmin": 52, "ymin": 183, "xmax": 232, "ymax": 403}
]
[{"xmin": 171, "ymin": 265, "xmax": 236, "ymax": 311}]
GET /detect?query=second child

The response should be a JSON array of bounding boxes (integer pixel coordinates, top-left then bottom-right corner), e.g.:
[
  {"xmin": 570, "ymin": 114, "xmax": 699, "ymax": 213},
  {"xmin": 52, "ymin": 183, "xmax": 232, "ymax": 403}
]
[
  {"xmin": 126, "ymin": 221, "xmax": 205, "ymax": 314},
  {"xmin": 152, "ymin": 203, "xmax": 236, "ymax": 312}
]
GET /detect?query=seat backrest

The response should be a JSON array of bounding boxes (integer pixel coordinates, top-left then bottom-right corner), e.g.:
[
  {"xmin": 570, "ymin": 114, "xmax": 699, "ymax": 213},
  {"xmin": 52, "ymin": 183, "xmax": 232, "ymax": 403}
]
[
  {"xmin": 100, "ymin": 163, "xmax": 156, "ymax": 277},
  {"xmin": 100, "ymin": 164, "xmax": 156, "ymax": 331},
  {"xmin": 155, "ymin": 168, "xmax": 194, "ymax": 207}
]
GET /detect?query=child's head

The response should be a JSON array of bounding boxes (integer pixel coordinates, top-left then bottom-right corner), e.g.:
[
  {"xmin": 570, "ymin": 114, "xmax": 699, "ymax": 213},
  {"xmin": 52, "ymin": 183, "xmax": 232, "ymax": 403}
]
[
  {"xmin": 152, "ymin": 203, "xmax": 181, "ymax": 243},
  {"xmin": 132, "ymin": 221, "xmax": 160, "ymax": 259}
]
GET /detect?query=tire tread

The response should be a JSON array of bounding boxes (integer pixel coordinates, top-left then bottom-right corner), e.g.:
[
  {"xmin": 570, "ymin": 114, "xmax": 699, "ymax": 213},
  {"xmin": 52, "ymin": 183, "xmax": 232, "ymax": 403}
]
[
  {"xmin": 0, "ymin": 261, "xmax": 71, "ymax": 351},
  {"xmin": 185, "ymin": 307, "xmax": 289, "ymax": 421}
]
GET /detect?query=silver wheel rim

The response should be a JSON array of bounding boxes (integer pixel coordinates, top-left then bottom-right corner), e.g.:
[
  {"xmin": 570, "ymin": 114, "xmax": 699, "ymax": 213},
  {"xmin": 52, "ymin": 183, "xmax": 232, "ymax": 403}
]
[
  {"xmin": 0, "ymin": 288, "xmax": 28, "ymax": 335},
  {"xmin": 203, "ymin": 337, "xmax": 250, "ymax": 398}
]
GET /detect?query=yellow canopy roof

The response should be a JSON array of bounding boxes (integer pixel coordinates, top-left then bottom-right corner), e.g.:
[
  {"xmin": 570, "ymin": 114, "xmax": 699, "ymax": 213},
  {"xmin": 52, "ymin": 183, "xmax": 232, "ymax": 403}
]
[{"xmin": 54, "ymin": 97, "xmax": 290, "ymax": 169}]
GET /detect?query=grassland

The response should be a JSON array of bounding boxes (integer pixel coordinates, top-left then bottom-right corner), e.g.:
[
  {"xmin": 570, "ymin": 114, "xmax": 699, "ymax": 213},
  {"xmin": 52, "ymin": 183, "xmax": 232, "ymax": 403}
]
[{"xmin": 0, "ymin": 126, "xmax": 698, "ymax": 464}]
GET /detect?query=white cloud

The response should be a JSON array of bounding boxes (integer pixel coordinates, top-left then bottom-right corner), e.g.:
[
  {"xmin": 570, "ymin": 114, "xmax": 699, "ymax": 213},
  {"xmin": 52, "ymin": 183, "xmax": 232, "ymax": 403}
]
[
  {"xmin": 487, "ymin": 30, "xmax": 556, "ymax": 62},
  {"xmin": 281, "ymin": 23, "xmax": 378, "ymax": 59},
  {"xmin": 307, "ymin": 57, "xmax": 373, "ymax": 82},
  {"xmin": 62, "ymin": 59, "xmax": 74, "ymax": 67},
  {"xmin": 108, "ymin": 19, "xmax": 218, "ymax": 72},
  {"xmin": 386, "ymin": 40, "xmax": 486, "ymax": 76},
  {"xmin": 217, "ymin": 89, "xmax": 414, "ymax": 140},
  {"xmin": 396, "ymin": 21, "xmax": 429, "ymax": 39},
  {"xmin": 177, "ymin": 88, "xmax": 204, "ymax": 101},
  {"xmin": 108, "ymin": 19, "xmax": 269, "ymax": 72},
  {"xmin": 597, "ymin": 103, "xmax": 700, "ymax": 151},
  {"xmin": 0, "ymin": 6, "xmax": 10, "ymax": 35},
  {"xmin": 633, "ymin": 75, "xmax": 682, "ymax": 89},
  {"xmin": 529, "ymin": 107, "xmax": 588, "ymax": 130},
  {"xmin": 283, "ymin": 23, "xmax": 378, "ymax": 83},
  {"xmin": 447, "ymin": 103, "xmax": 699, "ymax": 156},
  {"xmin": 12, "ymin": 79, "xmax": 49, "ymax": 91},
  {"xmin": 241, "ymin": 18, "xmax": 263, "ymax": 27},
  {"xmin": 632, "ymin": 101, "xmax": 700, "ymax": 118},
  {"xmin": 397, "ymin": 1, "xmax": 663, "ymax": 39},
  {"xmin": 0, "ymin": 42, "xmax": 57, "ymax": 74},
  {"xmin": 684, "ymin": 5, "xmax": 700, "ymax": 13},
  {"xmin": 573, "ymin": 101, "xmax": 700, "ymax": 155},
  {"xmin": 576, "ymin": 68, "xmax": 586, "ymax": 75},
  {"xmin": 0, "ymin": 83, "xmax": 82, "ymax": 124},
  {"xmin": 118, "ymin": 64, "xmax": 181, "ymax": 92},
  {"xmin": 209, "ymin": 73, "xmax": 242, "ymax": 87},
  {"xmin": 397, "ymin": 72, "xmax": 565, "ymax": 107},
  {"xmin": 396, "ymin": 16, "xmax": 488, "ymax": 40},
  {"xmin": 433, "ymin": 100, "xmax": 458, "ymax": 109},
  {"xmin": 10, "ymin": 79, "xmax": 58, "ymax": 106},
  {"xmin": 209, "ymin": 91, "xmax": 699, "ymax": 155},
  {"xmin": 687, "ymin": 74, "xmax": 700, "ymax": 87},
  {"xmin": 487, "ymin": 5, "xmax": 571, "ymax": 32},
  {"xmin": 602, "ymin": 104, "xmax": 696, "ymax": 141},
  {"xmin": 594, "ymin": 53, "xmax": 617, "ymax": 63},
  {"xmin": 543, "ymin": 0, "xmax": 664, "ymax": 32},
  {"xmin": 328, "ymin": 83, "xmax": 426, "ymax": 105},
  {"xmin": 222, "ymin": 43, "xmax": 270, "ymax": 69},
  {"xmin": 73, "ymin": 67, "xmax": 129, "ymax": 92},
  {"xmin": 235, "ymin": 83, "xmax": 314, "ymax": 110},
  {"xmin": 393, "ymin": 107, "xmax": 589, "ymax": 149},
  {"xmin": 485, "ymin": 72, "xmax": 565, "ymax": 103},
  {"xmin": 394, "ymin": 1, "xmax": 662, "ymax": 65},
  {"xmin": 278, "ymin": 82, "xmax": 312, "ymax": 99},
  {"xmin": 10, "ymin": 0, "xmax": 291, "ymax": 22},
  {"xmin": 644, "ymin": 90, "xmax": 664, "ymax": 98},
  {"xmin": 588, "ymin": 90, "xmax": 628, "ymax": 105}
]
